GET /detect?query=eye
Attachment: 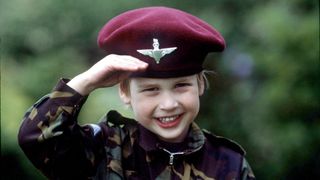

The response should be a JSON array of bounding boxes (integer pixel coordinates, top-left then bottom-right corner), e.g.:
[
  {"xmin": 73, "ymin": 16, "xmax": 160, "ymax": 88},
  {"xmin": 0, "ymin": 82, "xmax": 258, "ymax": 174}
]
[
  {"xmin": 175, "ymin": 83, "xmax": 191, "ymax": 88},
  {"xmin": 140, "ymin": 87, "xmax": 160, "ymax": 96},
  {"xmin": 141, "ymin": 87, "xmax": 159, "ymax": 92}
]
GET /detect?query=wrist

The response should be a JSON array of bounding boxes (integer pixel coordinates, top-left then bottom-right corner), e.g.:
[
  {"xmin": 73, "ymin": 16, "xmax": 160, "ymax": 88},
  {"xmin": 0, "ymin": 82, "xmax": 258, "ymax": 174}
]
[{"xmin": 67, "ymin": 73, "xmax": 95, "ymax": 95}]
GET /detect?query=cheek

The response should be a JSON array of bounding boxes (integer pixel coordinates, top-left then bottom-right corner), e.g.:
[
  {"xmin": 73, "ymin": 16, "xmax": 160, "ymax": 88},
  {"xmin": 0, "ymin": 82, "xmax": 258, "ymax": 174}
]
[
  {"xmin": 130, "ymin": 96, "xmax": 156, "ymax": 119},
  {"xmin": 181, "ymin": 90, "xmax": 200, "ymax": 111},
  {"xmin": 187, "ymin": 97, "xmax": 200, "ymax": 114}
]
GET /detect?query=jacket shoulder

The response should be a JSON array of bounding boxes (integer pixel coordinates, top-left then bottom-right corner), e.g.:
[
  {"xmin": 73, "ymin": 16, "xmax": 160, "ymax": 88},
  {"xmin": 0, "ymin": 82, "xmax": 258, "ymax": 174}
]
[
  {"xmin": 202, "ymin": 129, "xmax": 246, "ymax": 156},
  {"xmin": 105, "ymin": 110, "xmax": 137, "ymax": 127}
]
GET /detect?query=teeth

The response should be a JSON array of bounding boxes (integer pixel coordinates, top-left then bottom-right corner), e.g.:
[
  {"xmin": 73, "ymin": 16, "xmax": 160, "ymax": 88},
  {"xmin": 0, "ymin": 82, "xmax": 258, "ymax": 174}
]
[{"xmin": 158, "ymin": 115, "xmax": 179, "ymax": 123}]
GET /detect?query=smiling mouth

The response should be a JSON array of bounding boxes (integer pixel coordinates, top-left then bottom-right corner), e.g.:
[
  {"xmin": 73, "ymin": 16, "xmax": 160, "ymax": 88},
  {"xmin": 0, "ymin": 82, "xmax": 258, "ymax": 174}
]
[
  {"xmin": 158, "ymin": 115, "xmax": 180, "ymax": 123},
  {"xmin": 155, "ymin": 114, "xmax": 183, "ymax": 128}
]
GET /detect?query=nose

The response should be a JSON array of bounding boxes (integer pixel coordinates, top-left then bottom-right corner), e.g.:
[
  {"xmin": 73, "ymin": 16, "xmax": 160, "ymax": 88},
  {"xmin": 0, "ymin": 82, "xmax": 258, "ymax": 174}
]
[{"xmin": 159, "ymin": 92, "xmax": 179, "ymax": 111}]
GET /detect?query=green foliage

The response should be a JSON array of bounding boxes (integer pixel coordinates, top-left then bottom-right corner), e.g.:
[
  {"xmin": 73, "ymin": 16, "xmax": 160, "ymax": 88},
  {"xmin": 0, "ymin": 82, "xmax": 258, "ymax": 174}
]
[{"xmin": 1, "ymin": 0, "xmax": 319, "ymax": 179}]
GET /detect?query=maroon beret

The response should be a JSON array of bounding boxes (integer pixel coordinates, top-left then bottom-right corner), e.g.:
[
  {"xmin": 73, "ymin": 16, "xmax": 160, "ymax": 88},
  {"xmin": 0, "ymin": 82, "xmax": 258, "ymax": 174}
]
[{"xmin": 98, "ymin": 6, "xmax": 225, "ymax": 78}]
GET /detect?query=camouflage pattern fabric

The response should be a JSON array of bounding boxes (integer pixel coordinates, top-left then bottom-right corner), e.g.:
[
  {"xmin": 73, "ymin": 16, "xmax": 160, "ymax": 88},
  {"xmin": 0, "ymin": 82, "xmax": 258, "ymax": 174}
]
[{"xmin": 18, "ymin": 79, "xmax": 255, "ymax": 180}]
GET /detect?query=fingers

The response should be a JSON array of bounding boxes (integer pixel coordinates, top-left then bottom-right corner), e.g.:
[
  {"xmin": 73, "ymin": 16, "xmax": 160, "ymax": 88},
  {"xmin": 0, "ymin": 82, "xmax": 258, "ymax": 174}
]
[
  {"xmin": 105, "ymin": 54, "xmax": 148, "ymax": 72},
  {"xmin": 87, "ymin": 54, "xmax": 147, "ymax": 86},
  {"xmin": 86, "ymin": 54, "xmax": 148, "ymax": 81},
  {"xmin": 68, "ymin": 54, "xmax": 148, "ymax": 95}
]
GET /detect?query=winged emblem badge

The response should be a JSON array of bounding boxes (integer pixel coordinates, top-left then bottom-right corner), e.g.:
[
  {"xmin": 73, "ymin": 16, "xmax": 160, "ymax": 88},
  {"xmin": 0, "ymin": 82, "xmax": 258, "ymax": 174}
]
[{"xmin": 137, "ymin": 39, "xmax": 177, "ymax": 64}]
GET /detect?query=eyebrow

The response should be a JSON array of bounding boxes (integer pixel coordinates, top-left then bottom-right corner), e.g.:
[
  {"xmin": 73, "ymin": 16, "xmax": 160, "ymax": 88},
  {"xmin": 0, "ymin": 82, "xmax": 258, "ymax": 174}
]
[
  {"xmin": 176, "ymin": 77, "xmax": 191, "ymax": 82},
  {"xmin": 134, "ymin": 76, "xmax": 194, "ymax": 87},
  {"xmin": 134, "ymin": 79, "xmax": 159, "ymax": 88},
  {"xmin": 173, "ymin": 77, "xmax": 195, "ymax": 84},
  {"xmin": 137, "ymin": 83, "xmax": 159, "ymax": 89}
]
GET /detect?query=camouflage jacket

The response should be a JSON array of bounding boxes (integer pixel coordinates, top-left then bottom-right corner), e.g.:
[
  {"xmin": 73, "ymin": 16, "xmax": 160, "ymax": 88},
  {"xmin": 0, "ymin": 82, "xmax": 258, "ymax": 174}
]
[{"xmin": 18, "ymin": 79, "xmax": 255, "ymax": 180}]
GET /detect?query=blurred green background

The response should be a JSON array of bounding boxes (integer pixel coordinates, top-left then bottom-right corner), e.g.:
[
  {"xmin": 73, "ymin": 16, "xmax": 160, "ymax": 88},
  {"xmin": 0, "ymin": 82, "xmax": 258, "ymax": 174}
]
[{"xmin": 1, "ymin": 0, "xmax": 319, "ymax": 179}]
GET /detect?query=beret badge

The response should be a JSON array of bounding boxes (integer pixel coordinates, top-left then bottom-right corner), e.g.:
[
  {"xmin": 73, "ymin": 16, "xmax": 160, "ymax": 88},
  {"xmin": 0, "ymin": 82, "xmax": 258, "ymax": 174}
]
[{"xmin": 137, "ymin": 38, "xmax": 177, "ymax": 64}]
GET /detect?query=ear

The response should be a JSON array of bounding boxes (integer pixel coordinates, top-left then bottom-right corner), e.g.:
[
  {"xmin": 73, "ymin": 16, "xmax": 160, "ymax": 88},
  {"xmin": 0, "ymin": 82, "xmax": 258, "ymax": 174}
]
[
  {"xmin": 118, "ymin": 81, "xmax": 131, "ymax": 104},
  {"xmin": 198, "ymin": 74, "xmax": 205, "ymax": 96}
]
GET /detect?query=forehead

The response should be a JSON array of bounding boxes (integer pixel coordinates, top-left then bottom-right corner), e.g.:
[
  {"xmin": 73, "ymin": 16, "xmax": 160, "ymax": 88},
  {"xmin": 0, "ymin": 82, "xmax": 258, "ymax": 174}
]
[{"xmin": 131, "ymin": 75, "xmax": 197, "ymax": 86}]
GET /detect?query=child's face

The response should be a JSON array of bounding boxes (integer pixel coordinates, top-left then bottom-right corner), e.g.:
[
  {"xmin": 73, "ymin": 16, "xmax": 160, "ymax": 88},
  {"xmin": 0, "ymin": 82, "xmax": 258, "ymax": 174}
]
[{"xmin": 120, "ymin": 74, "xmax": 204, "ymax": 143}]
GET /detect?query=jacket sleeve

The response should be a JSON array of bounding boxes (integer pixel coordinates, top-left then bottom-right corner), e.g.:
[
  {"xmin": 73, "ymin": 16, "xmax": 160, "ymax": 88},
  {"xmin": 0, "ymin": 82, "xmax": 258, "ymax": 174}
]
[{"xmin": 18, "ymin": 79, "xmax": 105, "ymax": 179}]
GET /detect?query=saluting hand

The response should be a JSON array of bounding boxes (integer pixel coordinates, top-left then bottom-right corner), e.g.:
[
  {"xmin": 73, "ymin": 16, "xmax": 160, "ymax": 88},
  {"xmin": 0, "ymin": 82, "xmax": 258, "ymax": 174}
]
[{"xmin": 67, "ymin": 54, "xmax": 148, "ymax": 95}]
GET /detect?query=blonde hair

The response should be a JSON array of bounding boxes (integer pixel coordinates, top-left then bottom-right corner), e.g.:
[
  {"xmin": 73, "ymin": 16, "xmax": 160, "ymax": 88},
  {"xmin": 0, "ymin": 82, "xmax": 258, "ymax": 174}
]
[{"xmin": 197, "ymin": 70, "xmax": 215, "ymax": 90}]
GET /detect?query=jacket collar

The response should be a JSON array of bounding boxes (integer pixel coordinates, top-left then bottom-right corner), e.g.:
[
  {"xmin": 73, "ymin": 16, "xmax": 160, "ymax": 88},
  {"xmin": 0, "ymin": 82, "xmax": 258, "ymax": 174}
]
[{"xmin": 138, "ymin": 122, "xmax": 205, "ymax": 154}]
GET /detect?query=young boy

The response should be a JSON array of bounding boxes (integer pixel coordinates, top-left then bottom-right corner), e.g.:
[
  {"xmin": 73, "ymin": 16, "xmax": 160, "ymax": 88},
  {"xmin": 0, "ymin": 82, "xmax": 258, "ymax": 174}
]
[{"xmin": 18, "ymin": 6, "xmax": 255, "ymax": 180}]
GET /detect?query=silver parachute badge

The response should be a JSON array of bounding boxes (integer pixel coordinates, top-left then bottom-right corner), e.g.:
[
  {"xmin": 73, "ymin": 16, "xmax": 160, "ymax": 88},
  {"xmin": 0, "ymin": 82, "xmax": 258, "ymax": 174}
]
[{"xmin": 137, "ymin": 38, "xmax": 177, "ymax": 64}]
